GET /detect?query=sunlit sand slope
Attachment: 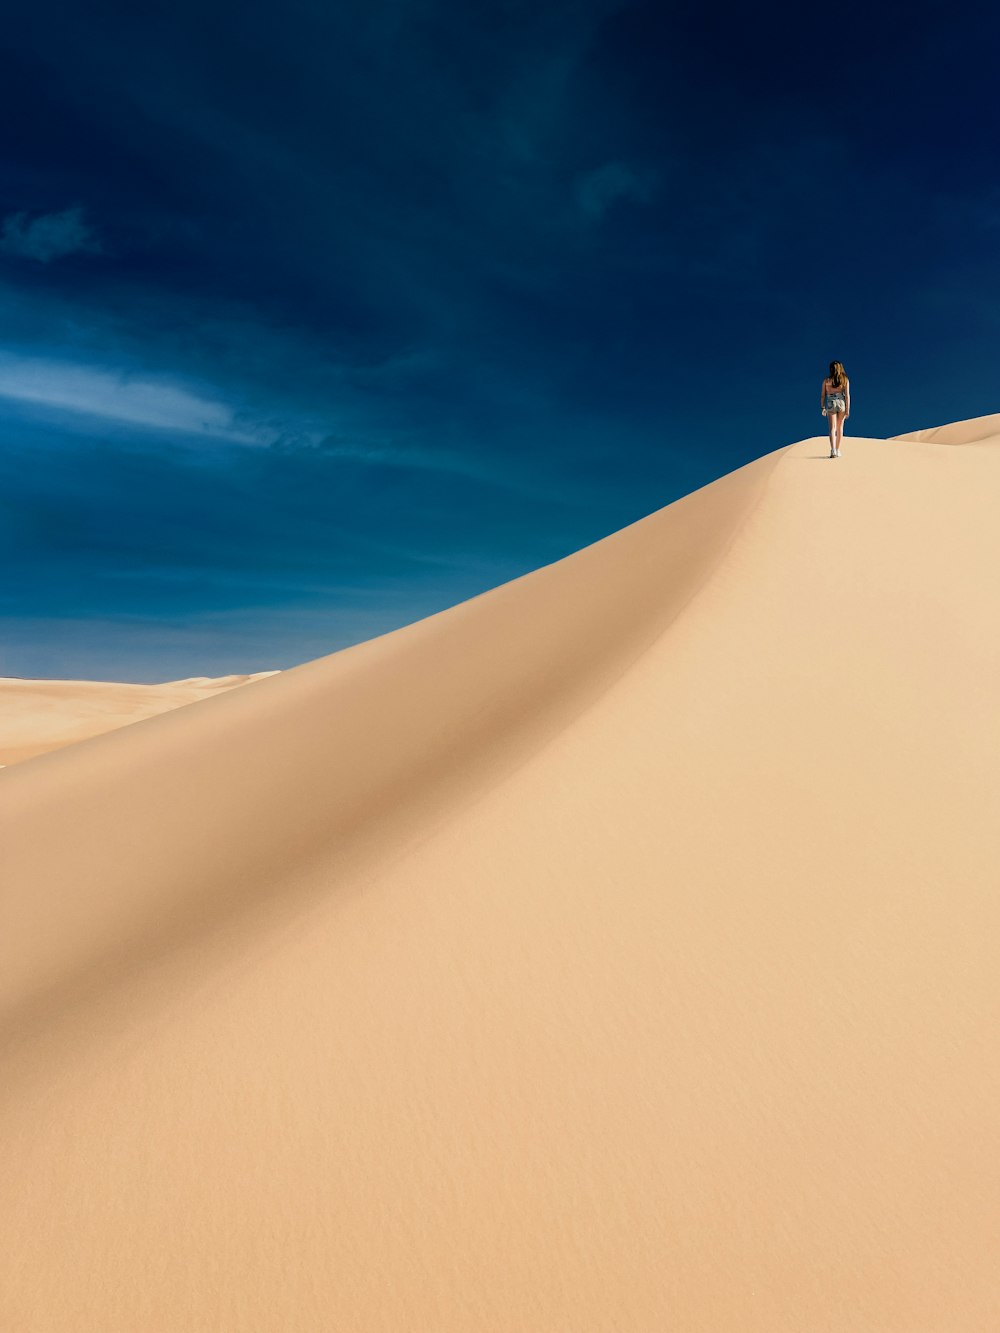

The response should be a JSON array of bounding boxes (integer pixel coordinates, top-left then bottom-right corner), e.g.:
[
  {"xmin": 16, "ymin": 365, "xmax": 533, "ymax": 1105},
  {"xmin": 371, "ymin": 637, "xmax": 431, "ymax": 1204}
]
[{"xmin": 2, "ymin": 423, "xmax": 999, "ymax": 1331}]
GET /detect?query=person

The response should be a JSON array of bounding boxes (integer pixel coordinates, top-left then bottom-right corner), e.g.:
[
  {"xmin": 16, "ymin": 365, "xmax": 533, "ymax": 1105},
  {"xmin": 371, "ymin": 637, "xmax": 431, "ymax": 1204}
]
[{"xmin": 821, "ymin": 361, "xmax": 850, "ymax": 457}]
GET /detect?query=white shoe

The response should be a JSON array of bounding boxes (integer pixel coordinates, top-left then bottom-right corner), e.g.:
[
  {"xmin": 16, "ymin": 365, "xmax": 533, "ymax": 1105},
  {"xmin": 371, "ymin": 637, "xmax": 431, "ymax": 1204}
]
[
  {"xmin": 836, "ymin": 448, "xmax": 842, "ymax": 457},
  {"xmin": 830, "ymin": 448, "xmax": 836, "ymax": 458}
]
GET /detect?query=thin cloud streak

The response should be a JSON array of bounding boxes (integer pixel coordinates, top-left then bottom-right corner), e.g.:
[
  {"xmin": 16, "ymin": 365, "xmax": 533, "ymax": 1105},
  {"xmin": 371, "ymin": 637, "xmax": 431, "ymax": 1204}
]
[
  {"xmin": 0, "ymin": 204, "xmax": 103, "ymax": 262},
  {"xmin": 0, "ymin": 346, "xmax": 563, "ymax": 494},
  {"xmin": 0, "ymin": 353, "xmax": 265, "ymax": 443}
]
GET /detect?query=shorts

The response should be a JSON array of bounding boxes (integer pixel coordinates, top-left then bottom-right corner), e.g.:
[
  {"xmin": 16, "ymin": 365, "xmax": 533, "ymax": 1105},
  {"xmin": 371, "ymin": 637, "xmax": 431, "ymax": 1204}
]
[{"xmin": 825, "ymin": 393, "xmax": 847, "ymax": 414}]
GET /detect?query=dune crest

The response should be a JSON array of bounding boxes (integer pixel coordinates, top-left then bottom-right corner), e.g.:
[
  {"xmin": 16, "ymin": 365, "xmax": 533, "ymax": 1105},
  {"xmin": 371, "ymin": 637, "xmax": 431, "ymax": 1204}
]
[
  {"xmin": 890, "ymin": 409, "xmax": 1000, "ymax": 445},
  {"xmin": 2, "ymin": 421, "xmax": 999, "ymax": 1331},
  {"xmin": 0, "ymin": 446, "xmax": 779, "ymax": 1033}
]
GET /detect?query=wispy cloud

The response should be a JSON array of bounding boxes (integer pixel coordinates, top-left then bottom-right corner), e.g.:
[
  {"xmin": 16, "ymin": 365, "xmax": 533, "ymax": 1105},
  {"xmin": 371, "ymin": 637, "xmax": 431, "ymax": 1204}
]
[
  {"xmin": 0, "ymin": 353, "xmax": 264, "ymax": 442},
  {"xmin": 0, "ymin": 204, "xmax": 103, "ymax": 263},
  {"xmin": 574, "ymin": 161, "xmax": 658, "ymax": 221},
  {"xmin": 275, "ymin": 430, "xmax": 545, "ymax": 493},
  {"xmin": 0, "ymin": 347, "xmax": 556, "ymax": 492}
]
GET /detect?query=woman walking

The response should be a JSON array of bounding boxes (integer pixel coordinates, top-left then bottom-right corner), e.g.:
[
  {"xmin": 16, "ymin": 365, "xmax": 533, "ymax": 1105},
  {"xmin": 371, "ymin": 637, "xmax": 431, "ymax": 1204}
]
[{"xmin": 821, "ymin": 361, "xmax": 850, "ymax": 457}]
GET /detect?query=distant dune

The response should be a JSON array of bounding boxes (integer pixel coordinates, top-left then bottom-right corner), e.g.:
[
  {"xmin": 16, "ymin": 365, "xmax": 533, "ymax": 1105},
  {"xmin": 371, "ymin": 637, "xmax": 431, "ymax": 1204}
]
[
  {"xmin": 3, "ymin": 419, "xmax": 999, "ymax": 1331},
  {"xmin": 0, "ymin": 671, "xmax": 280, "ymax": 766}
]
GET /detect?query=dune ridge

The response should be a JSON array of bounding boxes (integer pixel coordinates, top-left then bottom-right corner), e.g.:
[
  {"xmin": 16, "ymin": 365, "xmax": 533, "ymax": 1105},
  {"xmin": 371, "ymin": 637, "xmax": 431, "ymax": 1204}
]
[
  {"xmin": 0, "ymin": 446, "xmax": 779, "ymax": 1037},
  {"xmin": 2, "ymin": 421, "xmax": 999, "ymax": 1331},
  {"xmin": 890, "ymin": 410, "xmax": 1000, "ymax": 445}
]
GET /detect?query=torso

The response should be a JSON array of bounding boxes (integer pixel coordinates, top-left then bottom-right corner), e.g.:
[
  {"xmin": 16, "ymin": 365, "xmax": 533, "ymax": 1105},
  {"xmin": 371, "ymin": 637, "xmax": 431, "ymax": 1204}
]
[{"xmin": 825, "ymin": 378, "xmax": 848, "ymax": 393}]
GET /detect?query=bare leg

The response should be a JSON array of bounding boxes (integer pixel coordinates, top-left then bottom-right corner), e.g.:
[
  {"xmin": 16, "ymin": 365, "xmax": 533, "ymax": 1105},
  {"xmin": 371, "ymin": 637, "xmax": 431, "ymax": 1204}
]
[
  {"xmin": 835, "ymin": 412, "xmax": 845, "ymax": 453},
  {"xmin": 827, "ymin": 411, "xmax": 837, "ymax": 455}
]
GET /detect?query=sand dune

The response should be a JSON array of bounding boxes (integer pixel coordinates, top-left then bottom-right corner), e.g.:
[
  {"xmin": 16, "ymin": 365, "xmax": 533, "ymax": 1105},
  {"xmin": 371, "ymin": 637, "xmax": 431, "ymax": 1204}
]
[
  {"xmin": 3, "ymin": 421, "xmax": 1000, "ymax": 1330},
  {"xmin": 890, "ymin": 409, "xmax": 1000, "ymax": 445},
  {"xmin": 0, "ymin": 671, "xmax": 280, "ymax": 766}
]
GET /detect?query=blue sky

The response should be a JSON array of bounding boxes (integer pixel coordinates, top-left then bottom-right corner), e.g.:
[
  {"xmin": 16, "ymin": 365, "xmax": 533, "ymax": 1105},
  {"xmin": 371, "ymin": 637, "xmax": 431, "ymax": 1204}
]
[{"xmin": 3, "ymin": 0, "xmax": 998, "ymax": 680}]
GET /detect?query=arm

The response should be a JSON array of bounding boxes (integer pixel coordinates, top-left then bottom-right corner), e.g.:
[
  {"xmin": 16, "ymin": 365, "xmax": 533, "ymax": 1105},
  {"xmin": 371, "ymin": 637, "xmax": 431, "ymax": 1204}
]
[
  {"xmin": 844, "ymin": 379, "xmax": 850, "ymax": 417},
  {"xmin": 820, "ymin": 379, "xmax": 827, "ymax": 413}
]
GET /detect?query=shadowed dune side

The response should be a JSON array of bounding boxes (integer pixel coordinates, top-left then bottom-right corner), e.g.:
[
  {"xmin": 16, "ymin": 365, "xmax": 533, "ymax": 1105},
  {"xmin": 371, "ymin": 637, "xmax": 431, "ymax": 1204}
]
[
  {"xmin": 0, "ymin": 672, "xmax": 280, "ymax": 766},
  {"xmin": 0, "ymin": 445, "xmax": 781, "ymax": 1039}
]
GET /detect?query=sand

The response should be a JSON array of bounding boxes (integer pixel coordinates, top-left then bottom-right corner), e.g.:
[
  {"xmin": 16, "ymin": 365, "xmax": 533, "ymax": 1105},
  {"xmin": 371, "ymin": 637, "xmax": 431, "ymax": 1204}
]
[
  {"xmin": 0, "ymin": 671, "xmax": 279, "ymax": 766},
  {"xmin": 2, "ymin": 419, "xmax": 999, "ymax": 1331}
]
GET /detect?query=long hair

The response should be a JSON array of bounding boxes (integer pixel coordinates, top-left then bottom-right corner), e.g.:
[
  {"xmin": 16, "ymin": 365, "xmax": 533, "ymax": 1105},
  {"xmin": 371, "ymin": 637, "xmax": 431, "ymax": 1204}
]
[{"xmin": 828, "ymin": 360, "xmax": 847, "ymax": 388}]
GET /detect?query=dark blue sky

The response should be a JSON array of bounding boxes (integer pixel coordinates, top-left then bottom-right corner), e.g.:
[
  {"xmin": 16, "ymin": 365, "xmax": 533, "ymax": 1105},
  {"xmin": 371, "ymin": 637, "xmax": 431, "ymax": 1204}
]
[{"xmin": 3, "ymin": 0, "xmax": 998, "ymax": 680}]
